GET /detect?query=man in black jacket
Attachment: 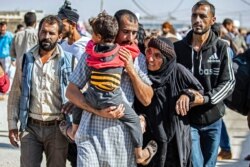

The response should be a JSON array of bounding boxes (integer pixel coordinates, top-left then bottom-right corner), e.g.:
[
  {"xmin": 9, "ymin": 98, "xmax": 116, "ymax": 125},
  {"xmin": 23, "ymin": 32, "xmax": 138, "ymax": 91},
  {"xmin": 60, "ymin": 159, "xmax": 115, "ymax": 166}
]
[{"xmin": 174, "ymin": 1, "xmax": 235, "ymax": 167}]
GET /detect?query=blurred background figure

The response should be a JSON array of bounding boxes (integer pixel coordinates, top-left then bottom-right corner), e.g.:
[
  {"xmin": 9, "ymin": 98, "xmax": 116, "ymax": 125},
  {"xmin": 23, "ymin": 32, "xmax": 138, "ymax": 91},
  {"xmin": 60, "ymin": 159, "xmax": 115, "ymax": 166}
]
[
  {"xmin": 161, "ymin": 21, "xmax": 182, "ymax": 43},
  {"xmin": 0, "ymin": 21, "xmax": 13, "ymax": 75},
  {"xmin": 10, "ymin": 11, "xmax": 37, "ymax": 85},
  {"xmin": 222, "ymin": 18, "xmax": 242, "ymax": 55},
  {"xmin": 0, "ymin": 21, "xmax": 13, "ymax": 100},
  {"xmin": 77, "ymin": 21, "xmax": 91, "ymax": 38},
  {"xmin": 234, "ymin": 27, "xmax": 248, "ymax": 53},
  {"xmin": 14, "ymin": 24, "xmax": 24, "ymax": 33},
  {"xmin": 246, "ymin": 31, "xmax": 250, "ymax": 49}
]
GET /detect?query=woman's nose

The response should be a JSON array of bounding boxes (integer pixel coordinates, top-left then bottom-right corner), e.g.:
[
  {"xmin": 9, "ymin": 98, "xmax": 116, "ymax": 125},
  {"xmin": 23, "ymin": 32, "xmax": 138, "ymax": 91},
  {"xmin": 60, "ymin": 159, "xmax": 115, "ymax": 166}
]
[{"xmin": 147, "ymin": 55, "xmax": 154, "ymax": 61}]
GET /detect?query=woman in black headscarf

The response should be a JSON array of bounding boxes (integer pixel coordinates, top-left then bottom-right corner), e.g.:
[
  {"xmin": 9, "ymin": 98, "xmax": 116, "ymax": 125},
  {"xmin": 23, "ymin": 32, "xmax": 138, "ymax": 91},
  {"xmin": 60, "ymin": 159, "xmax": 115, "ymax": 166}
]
[{"xmin": 135, "ymin": 37, "xmax": 203, "ymax": 167}]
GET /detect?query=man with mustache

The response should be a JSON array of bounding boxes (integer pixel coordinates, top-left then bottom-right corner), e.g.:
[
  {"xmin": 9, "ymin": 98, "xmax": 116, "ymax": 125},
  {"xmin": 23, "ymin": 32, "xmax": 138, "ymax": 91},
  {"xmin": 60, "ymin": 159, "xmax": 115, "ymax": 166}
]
[
  {"xmin": 174, "ymin": 1, "xmax": 235, "ymax": 167},
  {"xmin": 66, "ymin": 9, "xmax": 153, "ymax": 166},
  {"xmin": 57, "ymin": 1, "xmax": 90, "ymax": 166},
  {"xmin": 58, "ymin": 0, "xmax": 90, "ymax": 62},
  {"xmin": 7, "ymin": 15, "xmax": 73, "ymax": 167}
]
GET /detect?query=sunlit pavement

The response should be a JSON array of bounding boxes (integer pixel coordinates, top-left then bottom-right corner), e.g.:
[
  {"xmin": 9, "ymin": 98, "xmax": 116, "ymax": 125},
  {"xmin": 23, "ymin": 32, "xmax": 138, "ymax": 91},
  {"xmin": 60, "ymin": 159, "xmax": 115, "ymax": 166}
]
[
  {"xmin": 216, "ymin": 108, "xmax": 250, "ymax": 167},
  {"xmin": 0, "ymin": 95, "xmax": 249, "ymax": 167}
]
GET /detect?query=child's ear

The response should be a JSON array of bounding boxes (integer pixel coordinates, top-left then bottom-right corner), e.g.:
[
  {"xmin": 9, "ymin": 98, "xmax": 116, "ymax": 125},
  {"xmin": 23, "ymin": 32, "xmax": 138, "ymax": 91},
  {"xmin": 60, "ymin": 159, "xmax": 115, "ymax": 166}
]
[
  {"xmin": 96, "ymin": 34, "xmax": 102, "ymax": 42},
  {"xmin": 97, "ymin": 34, "xmax": 102, "ymax": 40}
]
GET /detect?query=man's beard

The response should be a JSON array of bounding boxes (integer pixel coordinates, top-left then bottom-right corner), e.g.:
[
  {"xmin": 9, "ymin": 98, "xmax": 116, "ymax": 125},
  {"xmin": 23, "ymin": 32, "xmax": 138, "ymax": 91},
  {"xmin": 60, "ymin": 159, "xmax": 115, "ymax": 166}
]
[
  {"xmin": 39, "ymin": 39, "xmax": 57, "ymax": 51},
  {"xmin": 62, "ymin": 30, "xmax": 71, "ymax": 39}
]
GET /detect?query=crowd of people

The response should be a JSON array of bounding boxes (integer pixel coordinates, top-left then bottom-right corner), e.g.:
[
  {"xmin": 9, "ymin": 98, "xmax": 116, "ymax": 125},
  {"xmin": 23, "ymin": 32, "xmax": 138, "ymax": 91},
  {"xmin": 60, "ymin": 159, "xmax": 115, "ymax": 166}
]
[{"xmin": 0, "ymin": 0, "xmax": 250, "ymax": 167}]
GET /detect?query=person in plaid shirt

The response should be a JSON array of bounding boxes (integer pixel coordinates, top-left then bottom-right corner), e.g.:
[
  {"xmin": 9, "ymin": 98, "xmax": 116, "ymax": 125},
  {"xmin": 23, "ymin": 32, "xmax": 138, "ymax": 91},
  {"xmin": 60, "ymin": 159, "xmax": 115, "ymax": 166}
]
[{"xmin": 66, "ymin": 9, "xmax": 153, "ymax": 167}]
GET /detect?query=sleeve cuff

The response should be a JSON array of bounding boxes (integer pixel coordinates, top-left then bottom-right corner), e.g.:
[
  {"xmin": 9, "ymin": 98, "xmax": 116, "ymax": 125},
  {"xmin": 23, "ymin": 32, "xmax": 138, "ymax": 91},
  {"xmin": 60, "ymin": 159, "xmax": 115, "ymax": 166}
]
[
  {"xmin": 203, "ymin": 95, "xmax": 210, "ymax": 104},
  {"xmin": 8, "ymin": 120, "xmax": 18, "ymax": 130}
]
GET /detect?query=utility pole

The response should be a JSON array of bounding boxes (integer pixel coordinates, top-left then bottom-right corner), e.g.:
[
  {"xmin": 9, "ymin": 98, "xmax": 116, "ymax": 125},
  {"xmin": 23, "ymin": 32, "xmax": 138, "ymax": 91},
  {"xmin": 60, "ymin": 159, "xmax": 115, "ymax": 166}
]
[
  {"xmin": 100, "ymin": 0, "xmax": 104, "ymax": 12},
  {"xmin": 239, "ymin": 13, "xmax": 242, "ymax": 27}
]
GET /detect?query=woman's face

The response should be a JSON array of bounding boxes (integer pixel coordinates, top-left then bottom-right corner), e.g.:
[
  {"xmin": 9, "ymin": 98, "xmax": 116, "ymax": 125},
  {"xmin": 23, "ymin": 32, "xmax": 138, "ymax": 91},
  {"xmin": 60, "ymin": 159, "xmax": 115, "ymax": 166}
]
[{"xmin": 145, "ymin": 47, "xmax": 164, "ymax": 71}]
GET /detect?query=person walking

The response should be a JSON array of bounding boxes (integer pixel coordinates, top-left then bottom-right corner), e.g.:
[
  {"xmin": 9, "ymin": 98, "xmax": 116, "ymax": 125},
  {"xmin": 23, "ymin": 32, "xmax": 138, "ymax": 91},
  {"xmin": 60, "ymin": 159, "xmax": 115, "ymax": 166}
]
[
  {"xmin": 174, "ymin": 1, "xmax": 235, "ymax": 166},
  {"xmin": 58, "ymin": 0, "xmax": 90, "ymax": 62},
  {"xmin": 66, "ymin": 9, "xmax": 153, "ymax": 167},
  {"xmin": 7, "ymin": 15, "xmax": 73, "ymax": 167},
  {"xmin": 135, "ymin": 37, "xmax": 204, "ymax": 167},
  {"xmin": 10, "ymin": 11, "xmax": 38, "ymax": 84},
  {"xmin": 57, "ymin": 1, "xmax": 90, "ymax": 166},
  {"xmin": 0, "ymin": 21, "xmax": 13, "ymax": 74},
  {"xmin": 0, "ymin": 21, "xmax": 13, "ymax": 99}
]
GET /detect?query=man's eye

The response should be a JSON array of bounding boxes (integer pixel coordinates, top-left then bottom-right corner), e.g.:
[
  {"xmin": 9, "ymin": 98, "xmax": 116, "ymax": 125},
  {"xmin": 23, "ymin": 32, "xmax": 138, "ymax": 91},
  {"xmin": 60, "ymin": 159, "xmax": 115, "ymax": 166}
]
[
  {"xmin": 200, "ymin": 14, "xmax": 207, "ymax": 19},
  {"xmin": 192, "ymin": 14, "xmax": 197, "ymax": 18},
  {"xmin": 132, "ymin": 31, "xmax": 138, "ymax": 35},
  {"xmin": 122, "ymin": 30, "xmax": 129, "ymax": 34}
]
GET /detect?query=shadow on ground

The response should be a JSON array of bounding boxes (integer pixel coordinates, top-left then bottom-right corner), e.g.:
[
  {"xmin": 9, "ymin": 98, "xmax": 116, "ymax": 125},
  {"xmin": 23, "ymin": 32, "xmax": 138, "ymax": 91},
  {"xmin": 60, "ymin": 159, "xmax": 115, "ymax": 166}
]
[{"xmin": 0, "ymin": 143, "xmax": 18, "ymax": 150}]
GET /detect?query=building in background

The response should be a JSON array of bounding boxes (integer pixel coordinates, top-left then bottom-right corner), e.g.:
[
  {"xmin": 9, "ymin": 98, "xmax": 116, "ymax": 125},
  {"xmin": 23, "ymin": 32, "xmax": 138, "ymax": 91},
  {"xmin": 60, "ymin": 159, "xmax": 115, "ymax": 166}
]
[{"xmin": 0, "ymin": 10, "xmax": 44, "ymax": 33}]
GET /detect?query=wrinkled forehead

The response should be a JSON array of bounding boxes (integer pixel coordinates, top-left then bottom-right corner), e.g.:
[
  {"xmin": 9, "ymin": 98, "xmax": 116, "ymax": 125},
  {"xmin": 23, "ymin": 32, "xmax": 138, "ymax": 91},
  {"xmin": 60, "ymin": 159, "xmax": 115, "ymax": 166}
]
[{"xmin": 119, "ymin": 15, "xmax": 138, "ymax": 31}]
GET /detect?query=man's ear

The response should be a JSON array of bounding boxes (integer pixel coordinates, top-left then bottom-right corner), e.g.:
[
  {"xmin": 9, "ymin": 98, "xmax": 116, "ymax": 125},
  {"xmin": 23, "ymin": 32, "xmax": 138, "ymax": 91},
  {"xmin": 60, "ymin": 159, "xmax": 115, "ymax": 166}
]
[
  {"xmin": 58, "ymin": 33, "xmax": 63, "ymax": 41},
  {"xmin": 211, "ymin": 16, "xmax": 216, "ymax": 25},
  {"xmin": 71, "ymin": 22, "xmax": 77, "ymax": 29}
]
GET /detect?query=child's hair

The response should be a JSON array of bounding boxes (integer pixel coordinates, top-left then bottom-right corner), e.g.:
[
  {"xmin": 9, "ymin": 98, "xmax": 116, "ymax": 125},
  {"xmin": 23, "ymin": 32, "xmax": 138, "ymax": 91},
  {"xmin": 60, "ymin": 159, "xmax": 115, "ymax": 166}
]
[{"xmin": 89, "ymin": 11, "xmax": 118, "ymax": 43}]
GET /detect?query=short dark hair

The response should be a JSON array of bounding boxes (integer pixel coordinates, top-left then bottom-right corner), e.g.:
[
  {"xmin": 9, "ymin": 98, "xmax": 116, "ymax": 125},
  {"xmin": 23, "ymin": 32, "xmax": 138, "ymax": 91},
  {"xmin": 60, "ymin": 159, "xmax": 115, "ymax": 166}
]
[
  {"xmin": 24, "ymin": 12, "xmax": 37, "ymax": 27},
  {"xmin": 0, "ymin": 21, "xmax": 7, "ymax": 26},
  {"xmin": 89, "ymin": 11, "xmax": 118, "ymax": 43},
  {"xmin": 192, "ymin": 0, "xmax": 215, "ymax": 17},
  {"xmin": 38, "ymin": 15, "xmax": 63, "ymax": 34},
  {"xmin": 17, "ymin": 24, "xmax": 24, "ymax": 30},
  {"xmin": 15, "ymin": 24, "xmax": 24, "ymax": 33},
  {"xmin": 114, "ymin": 9, "xmax": 138, "ymax": 27},
  {"xmin": 222, "ymin": 18, "xmax": 233, "ymax": 27}
]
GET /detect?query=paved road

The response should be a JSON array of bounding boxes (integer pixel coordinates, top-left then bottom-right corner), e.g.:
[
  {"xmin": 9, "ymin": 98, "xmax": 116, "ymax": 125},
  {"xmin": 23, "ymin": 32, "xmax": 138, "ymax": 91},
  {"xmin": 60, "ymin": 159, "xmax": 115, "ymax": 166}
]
[
  {"xmin": 0, "ymin": 96, "xmax": 70, "ymax": 167},
  {"xmin": 216, "ymin": 108, "xmax": 250, "ymax": 167},
  {"xmin": 0, "ymin": 96, "xmax": 249, "ymax": 167}
]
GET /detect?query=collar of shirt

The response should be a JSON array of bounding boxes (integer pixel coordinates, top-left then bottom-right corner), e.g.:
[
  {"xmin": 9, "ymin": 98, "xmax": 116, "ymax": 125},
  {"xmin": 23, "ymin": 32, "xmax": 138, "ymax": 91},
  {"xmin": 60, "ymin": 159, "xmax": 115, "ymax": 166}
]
[{"xmin": 31, "ymin": 44, "xmax": 61, "ymax": 62}]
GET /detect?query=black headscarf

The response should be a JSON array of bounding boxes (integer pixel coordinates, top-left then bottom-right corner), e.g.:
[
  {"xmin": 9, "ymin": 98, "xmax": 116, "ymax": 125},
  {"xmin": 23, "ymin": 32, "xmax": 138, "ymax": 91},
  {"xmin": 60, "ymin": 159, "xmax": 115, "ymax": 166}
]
[
  {"xmin": 147, "ymin": 37, "xmax": 177, "ymax": 90},
  {"xmin": 135, "ymin": 37, "xmax": 202, "ymax": 167},
  {"xmin": 145, "ymin": 37, "xmax": 179, "ymax": 142}
]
